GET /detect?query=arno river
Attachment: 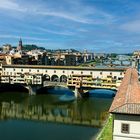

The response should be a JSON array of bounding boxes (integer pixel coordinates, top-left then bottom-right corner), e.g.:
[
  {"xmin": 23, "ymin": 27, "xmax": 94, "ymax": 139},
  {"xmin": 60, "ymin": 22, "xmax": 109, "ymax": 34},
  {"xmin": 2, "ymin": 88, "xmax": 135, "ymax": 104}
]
[{"xmin": 0, "ymin": 88, "xmax": 113, "ymax": 140}]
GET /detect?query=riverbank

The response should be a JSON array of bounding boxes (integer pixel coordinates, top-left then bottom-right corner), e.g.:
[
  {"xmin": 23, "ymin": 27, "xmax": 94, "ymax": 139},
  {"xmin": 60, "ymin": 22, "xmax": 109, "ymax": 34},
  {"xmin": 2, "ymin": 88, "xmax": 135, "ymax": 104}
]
[{"xmin": 96, "ymin": 114, "xmax": 113, "ymax": 140}]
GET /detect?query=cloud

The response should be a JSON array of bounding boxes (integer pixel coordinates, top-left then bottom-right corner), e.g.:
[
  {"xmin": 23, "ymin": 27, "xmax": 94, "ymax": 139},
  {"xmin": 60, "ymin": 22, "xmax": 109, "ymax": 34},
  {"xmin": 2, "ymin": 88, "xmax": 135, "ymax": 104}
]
[
  {"xmin": 36, "ymin": 3, "xmax": 114, "ymax": 24},
  {"xmin": 0, "ymin": 34, "xmax": 48, "ymax": 41},
  {"xmin": 37, "ymin": 11, "xmax": 91, "ymax": 24},
  {"xmin": 0, "ymin": 0, "xmax": 114, "ymax": 25},
  {"xmin": 38, "ymin": 28, "xmax": 74, "ymax": 36},
  {"xmin": 76, "ymin": 28, "xmax": 89, "ymax": 32},
  {"xmin": 120, "ymin": 20, "xmax": 140, "ymax": 33},
  {"xmin": 0, "ymin": 0, "xmax": 26, "ymax": 12},
  {"xmin": 1, "ymin": 0, "xmax": 139, "ymax": 53}
]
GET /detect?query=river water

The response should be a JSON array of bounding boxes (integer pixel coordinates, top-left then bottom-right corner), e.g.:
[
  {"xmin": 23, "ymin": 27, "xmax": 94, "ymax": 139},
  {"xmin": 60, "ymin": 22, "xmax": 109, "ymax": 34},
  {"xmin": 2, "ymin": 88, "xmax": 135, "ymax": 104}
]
[{"xmin": 0, "ymin": 89, "xmax": 113, "ymax": 140}]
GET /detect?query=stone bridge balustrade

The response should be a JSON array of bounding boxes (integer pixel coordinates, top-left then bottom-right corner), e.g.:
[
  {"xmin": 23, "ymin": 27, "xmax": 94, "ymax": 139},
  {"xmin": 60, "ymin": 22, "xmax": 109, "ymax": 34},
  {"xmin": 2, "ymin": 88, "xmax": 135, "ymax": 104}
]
[{"xmin": 43, "ymin": 81, "xmax": 67, "ymax": 88}]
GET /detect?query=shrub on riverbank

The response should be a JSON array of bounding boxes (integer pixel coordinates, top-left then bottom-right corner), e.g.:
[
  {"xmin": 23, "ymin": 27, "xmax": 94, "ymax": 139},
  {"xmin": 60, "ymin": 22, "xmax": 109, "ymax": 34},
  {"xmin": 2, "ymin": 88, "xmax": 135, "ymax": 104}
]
[{"xmin": 97, "ymin": 114, "xmax": 113, "ymax": 140}]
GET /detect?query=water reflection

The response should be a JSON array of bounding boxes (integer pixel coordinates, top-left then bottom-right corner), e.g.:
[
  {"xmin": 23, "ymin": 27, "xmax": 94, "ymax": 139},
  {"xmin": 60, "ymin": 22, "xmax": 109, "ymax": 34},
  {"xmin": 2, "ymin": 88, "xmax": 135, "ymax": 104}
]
[{"xmin": 0, "ymin": 93, "xmax": 112, "ymax": 128}]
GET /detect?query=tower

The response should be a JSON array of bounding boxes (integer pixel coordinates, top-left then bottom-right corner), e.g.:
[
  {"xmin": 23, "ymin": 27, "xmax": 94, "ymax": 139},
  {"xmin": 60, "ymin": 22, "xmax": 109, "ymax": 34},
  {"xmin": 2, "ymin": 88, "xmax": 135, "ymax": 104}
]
[{"xmin": 17, "ymin": 38, "xmax": 23, "ymax": 51}]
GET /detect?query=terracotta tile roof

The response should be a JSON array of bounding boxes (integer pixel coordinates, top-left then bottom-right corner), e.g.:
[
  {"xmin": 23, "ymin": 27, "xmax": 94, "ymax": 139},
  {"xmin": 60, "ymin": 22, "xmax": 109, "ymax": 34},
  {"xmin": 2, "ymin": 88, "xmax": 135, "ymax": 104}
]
[{"xmin": 109, "ymin": 68, "xmax": 140, "ymax": 115}]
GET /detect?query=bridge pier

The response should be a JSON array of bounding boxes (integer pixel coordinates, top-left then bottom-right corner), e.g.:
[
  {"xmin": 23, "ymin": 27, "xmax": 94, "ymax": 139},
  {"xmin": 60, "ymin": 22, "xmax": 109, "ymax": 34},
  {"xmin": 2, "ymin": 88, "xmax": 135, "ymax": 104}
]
[
  {"xmin": 74, "ymin": 87, "xmax": 82, "ymax": 98},
  {"xmin": 25, "ymin": 85, "xmax": 42, "ymax": 95}
]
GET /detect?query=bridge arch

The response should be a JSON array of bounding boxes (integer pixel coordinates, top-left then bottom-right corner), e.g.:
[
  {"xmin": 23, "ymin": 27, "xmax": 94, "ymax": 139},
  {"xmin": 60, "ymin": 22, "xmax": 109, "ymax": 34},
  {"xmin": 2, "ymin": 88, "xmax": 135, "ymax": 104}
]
[
  {"xmin": 0, "ymin": 84, "xmax": 29, "ymax": 94},
  {"xmin": 60, "ymin": 75, "xmax": 67, "ymax": 82},
  {"xmin": 43, "ymin": 74, "xmax": 51, "ymax": 81},
  {"xmin": 51, "ymin": 75, "xmax": 59, "ymax": 82}
]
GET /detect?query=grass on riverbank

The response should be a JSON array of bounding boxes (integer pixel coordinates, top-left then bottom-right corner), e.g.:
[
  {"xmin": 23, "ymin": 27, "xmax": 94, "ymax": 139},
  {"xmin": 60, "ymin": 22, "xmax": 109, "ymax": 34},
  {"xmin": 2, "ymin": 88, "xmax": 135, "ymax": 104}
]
[{"xmin": 97, "ymin": 114, "xmax": 113, "ymax": 140}]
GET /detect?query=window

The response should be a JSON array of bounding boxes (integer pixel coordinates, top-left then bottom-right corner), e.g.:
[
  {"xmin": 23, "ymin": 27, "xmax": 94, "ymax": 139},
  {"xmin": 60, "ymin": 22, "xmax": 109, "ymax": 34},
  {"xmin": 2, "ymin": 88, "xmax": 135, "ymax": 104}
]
[
  {"xmin": 81, "ymin": 71, "xmax": 83, "ymax": 74},
  {"xmin": 90, "ymin": 72, "xmax": 92, "ymax": 74},
  {"xmin": 54, "ymin": 70, "xmax": 56, "ymax": 73},
  {"xmin": 118, "ymin": 77, "xmax": 123, "ymax": 80},
  {"xmin": 46, "ymin": 70, "xmax": 47, "ymax": 73},
  {"xmin": 63, "ymin": 71, "xmax": 65, "ymax": 73},
  {"xmin": 121, "ymin": 123, "xmax": 129, "ymax": 133},
  {"xmin": 110, "ymin": 72, "xmax": 112, "ymax": 75},
  {"xmin": 114, "ymin": 76, "xmax": 117, "ymax": 79},
  {"xmin": 72, "ymin": 71, "xmax": 74, "ymax": 74},
  {"xmin": 120, "ymin": 72, "xmax": 122, "ymax": 75},
  {"xmin": 13, "ymin": 68, "xmax": 15, "ymax": 71},
  {"xmin": 37, "ymin": 70, "xmax": 39, "ymax": 72},
  {"xmin": 100, "ymin": 72, "xmax": 102, "ymax": 75},
  {"xmin": 21, "ymin": 69, "xmax": 23, "ymax": 72},
  {"xmin": 29, "ymin": 69, "xmax": 31, "ymax": 72}
]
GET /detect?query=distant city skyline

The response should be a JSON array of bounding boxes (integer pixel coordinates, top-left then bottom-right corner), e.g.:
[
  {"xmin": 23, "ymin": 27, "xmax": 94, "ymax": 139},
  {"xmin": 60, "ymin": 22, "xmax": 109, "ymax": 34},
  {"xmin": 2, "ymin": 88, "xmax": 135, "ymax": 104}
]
[{"xmin": 0, "ymin": 0, "xmax": 140, "ymax": 53}]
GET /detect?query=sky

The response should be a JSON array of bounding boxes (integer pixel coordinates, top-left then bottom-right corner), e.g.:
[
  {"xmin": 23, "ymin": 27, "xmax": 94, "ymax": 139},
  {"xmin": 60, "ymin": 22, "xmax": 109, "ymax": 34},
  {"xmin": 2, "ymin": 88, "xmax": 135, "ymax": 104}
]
[{"xmin": 0, "ymin": 0, "xmax": 140, "ymax": 53}]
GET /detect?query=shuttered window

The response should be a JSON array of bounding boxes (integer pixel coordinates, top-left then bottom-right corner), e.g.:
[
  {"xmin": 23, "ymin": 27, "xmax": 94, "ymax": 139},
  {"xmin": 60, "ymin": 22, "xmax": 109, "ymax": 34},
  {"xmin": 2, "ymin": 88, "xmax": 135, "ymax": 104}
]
[{"xmin": 121, "ymin": 123, "xmax": 129, "ymax": 133}]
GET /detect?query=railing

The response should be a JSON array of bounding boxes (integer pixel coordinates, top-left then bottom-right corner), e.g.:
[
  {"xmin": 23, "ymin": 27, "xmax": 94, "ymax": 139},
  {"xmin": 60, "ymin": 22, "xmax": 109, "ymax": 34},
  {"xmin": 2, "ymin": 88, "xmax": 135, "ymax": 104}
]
[
  {"xmin": 67, "ymin": 79, "xmax": 118, "ymax": 90},
  {"xmin": 0, "ymin": 75, "xmax": 42, "ymax": 85},
  {"xmin": 43, "ymin": 81, "xmax": 67, "ymax": 87}
]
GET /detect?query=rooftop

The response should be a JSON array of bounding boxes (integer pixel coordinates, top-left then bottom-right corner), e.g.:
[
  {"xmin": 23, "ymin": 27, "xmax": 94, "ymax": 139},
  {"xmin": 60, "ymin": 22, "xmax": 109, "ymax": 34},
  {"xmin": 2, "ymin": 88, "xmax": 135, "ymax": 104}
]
[{"xmin": 109, "ymin": 68, "xmax": 140, "ymax": 115}]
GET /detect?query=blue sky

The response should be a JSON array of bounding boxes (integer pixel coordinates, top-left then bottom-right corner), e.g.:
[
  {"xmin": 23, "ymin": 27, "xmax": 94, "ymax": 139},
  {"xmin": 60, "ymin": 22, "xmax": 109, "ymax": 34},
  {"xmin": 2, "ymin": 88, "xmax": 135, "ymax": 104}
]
[{"xmin": 0, "ymin": 0, "xmax": 140, "ymax": 53}]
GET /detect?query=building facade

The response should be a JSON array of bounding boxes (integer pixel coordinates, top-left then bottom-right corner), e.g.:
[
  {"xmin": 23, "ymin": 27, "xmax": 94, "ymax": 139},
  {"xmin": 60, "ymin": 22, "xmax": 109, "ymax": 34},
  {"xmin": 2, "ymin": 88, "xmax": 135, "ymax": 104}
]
[
  {"xmin": 1, "ymin": 65, "xmax": 125, "ymax": 82},
  {"xmin": 110, "ymin": 68, "xmax": 140, "ymax": 140}
]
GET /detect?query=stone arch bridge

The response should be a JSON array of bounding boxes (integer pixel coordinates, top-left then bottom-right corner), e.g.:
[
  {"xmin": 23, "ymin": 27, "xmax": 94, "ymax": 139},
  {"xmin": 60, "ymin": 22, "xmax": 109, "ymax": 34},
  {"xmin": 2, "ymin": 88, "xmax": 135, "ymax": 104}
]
[{"xmin": 0, "ymin": 64, "xmax": 126, "ymax": 96}]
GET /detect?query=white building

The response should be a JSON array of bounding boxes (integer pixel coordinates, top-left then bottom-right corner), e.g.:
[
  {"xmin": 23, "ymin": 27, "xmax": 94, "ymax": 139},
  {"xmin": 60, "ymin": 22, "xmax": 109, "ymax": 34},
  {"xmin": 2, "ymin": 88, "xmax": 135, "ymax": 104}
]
[
  {"xmin": 109, "ymin": 68, "xmax": 140, "ymax": 140},
  {"xmin": 2, "ymin": 44, "xmax": 12, "ymax": 53}
]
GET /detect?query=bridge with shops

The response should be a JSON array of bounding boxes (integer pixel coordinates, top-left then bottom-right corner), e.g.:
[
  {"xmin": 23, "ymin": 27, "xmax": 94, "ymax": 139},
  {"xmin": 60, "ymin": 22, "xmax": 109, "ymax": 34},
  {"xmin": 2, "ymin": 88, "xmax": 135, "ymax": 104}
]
[{"xmin": 0, "ymin": 64, "xmax": 126, "ymax": 96}]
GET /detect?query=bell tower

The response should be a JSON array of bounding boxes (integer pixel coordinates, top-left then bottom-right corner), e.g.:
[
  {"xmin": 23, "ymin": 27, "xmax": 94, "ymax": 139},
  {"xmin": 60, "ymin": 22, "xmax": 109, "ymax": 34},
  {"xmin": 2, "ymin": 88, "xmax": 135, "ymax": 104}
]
[{"xmin": 17, "ymin": 38, "xmax": 23, "ymax": 51}]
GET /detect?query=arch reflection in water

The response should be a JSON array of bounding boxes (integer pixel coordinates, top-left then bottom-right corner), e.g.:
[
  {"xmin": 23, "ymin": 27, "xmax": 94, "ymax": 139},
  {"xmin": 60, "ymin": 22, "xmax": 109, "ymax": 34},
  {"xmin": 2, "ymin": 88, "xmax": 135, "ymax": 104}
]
[{"xmin": 0, "ymin": 94, "xmax": 112, "ymax": 128}]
